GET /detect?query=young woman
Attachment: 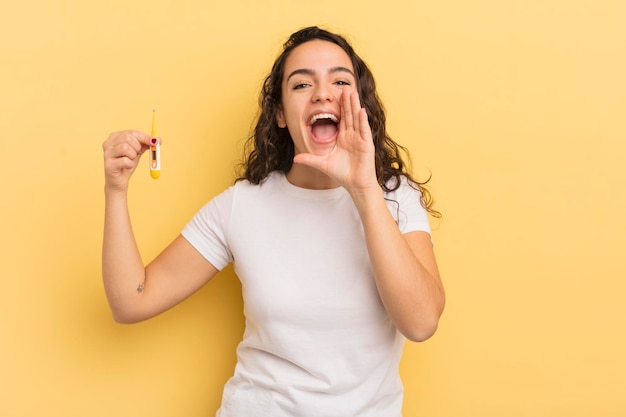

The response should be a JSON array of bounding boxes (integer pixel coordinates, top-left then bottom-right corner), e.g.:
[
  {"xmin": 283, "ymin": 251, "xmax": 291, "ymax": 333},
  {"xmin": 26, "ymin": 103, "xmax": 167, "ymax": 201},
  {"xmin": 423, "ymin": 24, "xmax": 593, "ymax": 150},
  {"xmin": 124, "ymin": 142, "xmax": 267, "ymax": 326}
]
[{"xmin": 102, "ymin": 26, "xmax": 444, "ymax": 417}]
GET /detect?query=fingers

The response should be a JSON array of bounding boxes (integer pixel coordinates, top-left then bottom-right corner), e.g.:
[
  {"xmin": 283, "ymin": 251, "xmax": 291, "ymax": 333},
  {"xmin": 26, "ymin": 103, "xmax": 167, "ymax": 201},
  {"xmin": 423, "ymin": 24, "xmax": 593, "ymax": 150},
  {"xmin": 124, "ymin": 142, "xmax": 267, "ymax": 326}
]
[
  {"xmin": 339, "ymin": 87, "xmax": 369, "ymax": 139},
  {"xmin": 358, "ymin": 107, "xmax": 370, "ymax": 139},
  {"xmin": 351, "ymin": 93, "xmax": 365, "ymax": 139},
  {"xmin": 340, "ymin": 86, "xmax": 354, "ymax": 133},
  {"xmin": 103, "ymin": 130, "xmax": 154, "ymax": 190},
  {"xmin": 103, "ymin": 130, "xmax": 153, "ymax": 162},
  {"xmin": 339, "ymin": 87, "xmax": 373, "ymax": 147},
  {"xmin": 103, "ymin": 130, "xmax": 152, "ymax": 154}
]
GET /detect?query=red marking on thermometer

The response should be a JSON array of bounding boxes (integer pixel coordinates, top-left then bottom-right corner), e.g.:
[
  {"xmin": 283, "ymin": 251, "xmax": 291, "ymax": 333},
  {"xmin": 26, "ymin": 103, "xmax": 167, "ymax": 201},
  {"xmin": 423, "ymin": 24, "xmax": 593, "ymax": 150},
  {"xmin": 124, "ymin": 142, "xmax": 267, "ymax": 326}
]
[{"xmin": 149, "ymin": 109, "xmax": 160, "ymax": 179}]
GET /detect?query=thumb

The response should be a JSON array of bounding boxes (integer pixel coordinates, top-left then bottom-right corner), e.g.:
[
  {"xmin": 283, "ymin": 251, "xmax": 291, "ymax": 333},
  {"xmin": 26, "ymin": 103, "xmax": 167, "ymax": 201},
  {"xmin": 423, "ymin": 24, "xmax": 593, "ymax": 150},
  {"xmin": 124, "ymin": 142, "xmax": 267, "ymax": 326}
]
[{"xmin": 293, "ymin": 153, "xmax": 328, "ymax": 174}]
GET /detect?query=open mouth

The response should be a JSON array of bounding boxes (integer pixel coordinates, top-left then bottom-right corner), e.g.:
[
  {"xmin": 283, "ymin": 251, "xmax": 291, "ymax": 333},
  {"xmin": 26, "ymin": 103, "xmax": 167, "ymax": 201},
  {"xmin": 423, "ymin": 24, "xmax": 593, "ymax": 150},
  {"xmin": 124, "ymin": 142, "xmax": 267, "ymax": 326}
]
[{"xmin": 309, "ymin": 113, "xmax": 339, "ymax": 143}]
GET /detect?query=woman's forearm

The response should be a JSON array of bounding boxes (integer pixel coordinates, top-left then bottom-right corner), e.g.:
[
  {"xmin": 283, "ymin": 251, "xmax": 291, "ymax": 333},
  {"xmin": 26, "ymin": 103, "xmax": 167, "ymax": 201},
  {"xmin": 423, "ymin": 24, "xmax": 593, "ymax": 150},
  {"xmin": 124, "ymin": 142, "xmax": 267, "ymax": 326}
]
[
  {"xmin": 351, "ymin": 187, "xmax": 445, "ymax": 342},
  {"xmin": 102, "ymin": 190, "xmax": 146, "ymax": 323}
]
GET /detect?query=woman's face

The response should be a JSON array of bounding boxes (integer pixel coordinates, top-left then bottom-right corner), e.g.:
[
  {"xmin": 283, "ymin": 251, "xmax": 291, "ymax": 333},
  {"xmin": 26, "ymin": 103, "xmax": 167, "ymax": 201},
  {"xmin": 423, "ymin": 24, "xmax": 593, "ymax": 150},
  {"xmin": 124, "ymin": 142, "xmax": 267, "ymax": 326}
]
[{"xmin": 277, "ymin": 40, "xmax": 356, "ymax": 157}]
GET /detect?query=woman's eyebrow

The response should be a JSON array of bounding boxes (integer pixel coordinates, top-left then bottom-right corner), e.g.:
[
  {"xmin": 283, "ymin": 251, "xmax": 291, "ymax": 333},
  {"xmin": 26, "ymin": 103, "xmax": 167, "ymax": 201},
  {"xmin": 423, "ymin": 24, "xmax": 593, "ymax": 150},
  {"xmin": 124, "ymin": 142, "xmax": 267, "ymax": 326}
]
[
  {"xmin": 286, "ymin": 68, "xmax": 315, "ymax": 82},
  {"xmin": 286, "ymin": 66, "xmax": 356, "ymax": 82},
  {"xmin": 329, "ymin": 66, "xmax": 356, "ymax": 78}
]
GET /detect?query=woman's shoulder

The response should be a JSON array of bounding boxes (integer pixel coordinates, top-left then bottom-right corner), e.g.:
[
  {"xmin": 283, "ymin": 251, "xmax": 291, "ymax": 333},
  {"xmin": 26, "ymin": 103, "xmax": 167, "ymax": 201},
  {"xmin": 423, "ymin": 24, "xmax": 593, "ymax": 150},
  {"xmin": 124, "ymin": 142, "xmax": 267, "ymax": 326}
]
[{"xmin": 383, "ymin": 174, "xmax": 422, "ymax": 197}]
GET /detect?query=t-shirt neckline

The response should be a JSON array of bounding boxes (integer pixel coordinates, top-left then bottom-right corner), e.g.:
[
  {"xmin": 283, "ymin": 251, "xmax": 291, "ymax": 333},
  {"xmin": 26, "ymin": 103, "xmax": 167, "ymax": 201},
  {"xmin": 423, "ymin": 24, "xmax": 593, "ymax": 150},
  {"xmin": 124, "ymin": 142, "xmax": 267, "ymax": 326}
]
[{"xmin": 274, "ymin": 171, "xmax": 347, "ymax": 200}]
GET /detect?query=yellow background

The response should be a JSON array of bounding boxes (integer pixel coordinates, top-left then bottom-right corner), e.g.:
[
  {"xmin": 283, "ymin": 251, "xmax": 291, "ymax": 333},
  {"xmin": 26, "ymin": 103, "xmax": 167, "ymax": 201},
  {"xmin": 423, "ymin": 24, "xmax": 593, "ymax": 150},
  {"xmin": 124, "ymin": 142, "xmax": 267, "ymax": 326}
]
[{"xmin": 1, "ymin": 1, "xmax": 624, "ymax": 416}]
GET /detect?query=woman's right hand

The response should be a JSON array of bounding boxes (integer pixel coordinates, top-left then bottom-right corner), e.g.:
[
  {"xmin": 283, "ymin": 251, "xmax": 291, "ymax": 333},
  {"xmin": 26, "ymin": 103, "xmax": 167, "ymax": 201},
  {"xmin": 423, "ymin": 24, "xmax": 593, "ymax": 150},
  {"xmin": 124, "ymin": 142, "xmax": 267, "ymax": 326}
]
[
  {"xmin": 102, "ymin": 130, "xmax": 155, "ymax": 193},
  {"xmin": 101, "ymin": 130, "xmax": 218, "ymax": 324}
]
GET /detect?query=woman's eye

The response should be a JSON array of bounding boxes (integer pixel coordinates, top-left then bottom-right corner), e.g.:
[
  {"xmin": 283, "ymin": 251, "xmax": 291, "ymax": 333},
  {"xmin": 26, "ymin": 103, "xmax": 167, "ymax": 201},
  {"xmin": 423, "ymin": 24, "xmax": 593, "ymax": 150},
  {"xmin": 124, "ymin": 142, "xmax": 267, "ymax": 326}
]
[
  {"xmin": 335, "ymin": 80, "xmax": 350, "ymax": 86},
  {"xmin": 293, "ymin": 83, "xmax": 309, "ymax": 90}
]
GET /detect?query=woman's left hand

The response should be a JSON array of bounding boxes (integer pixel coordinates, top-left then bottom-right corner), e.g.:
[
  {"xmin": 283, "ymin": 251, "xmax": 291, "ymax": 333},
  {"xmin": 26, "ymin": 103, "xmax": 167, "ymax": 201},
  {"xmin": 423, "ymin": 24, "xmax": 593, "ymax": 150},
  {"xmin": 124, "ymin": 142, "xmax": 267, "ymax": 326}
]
[{"xmin": 293, "ymin": 87, "xmax": 380, "ymax": 196}]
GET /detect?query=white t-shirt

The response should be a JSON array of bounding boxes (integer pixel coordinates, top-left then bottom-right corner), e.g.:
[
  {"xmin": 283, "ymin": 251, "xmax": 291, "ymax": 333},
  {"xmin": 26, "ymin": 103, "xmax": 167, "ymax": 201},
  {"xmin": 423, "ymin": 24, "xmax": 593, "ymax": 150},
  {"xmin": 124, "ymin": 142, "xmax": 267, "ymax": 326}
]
[{"xmin": 182, "ymin": 172, "xmax": 431, "ymax": 417}]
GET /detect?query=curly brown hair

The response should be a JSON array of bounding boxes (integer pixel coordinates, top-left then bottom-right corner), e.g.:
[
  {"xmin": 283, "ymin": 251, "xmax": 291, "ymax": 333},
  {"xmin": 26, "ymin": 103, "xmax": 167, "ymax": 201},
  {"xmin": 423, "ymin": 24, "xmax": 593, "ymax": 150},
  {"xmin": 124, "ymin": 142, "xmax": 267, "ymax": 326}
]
[{"xmin": 237, "ymin": 26, "xmax": 439, "ymax": 217}]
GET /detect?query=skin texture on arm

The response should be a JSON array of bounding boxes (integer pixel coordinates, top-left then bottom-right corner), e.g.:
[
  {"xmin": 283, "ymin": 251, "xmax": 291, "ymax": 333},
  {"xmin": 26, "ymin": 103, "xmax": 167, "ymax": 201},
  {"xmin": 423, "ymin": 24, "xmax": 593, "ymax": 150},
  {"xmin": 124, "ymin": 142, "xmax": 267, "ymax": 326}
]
[
  {"xmin": 293, "ymin": 87, "xmax": 445, "ymax": 341},
  {"xmin": 351, "ymin": 190, "xmax": 445, "ymax": 342},
  {"xmin": 102, "ymin": 130, "xmax": 218, "ymax": 323}
]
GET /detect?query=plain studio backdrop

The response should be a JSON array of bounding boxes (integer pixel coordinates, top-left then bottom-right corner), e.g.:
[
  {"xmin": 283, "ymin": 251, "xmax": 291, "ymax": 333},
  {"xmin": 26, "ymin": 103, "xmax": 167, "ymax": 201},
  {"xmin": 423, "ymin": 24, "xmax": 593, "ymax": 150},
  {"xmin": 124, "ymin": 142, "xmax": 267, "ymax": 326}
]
[{"xmin": 1, "ymin": 1, "xmax": 624, "ymax": 416}]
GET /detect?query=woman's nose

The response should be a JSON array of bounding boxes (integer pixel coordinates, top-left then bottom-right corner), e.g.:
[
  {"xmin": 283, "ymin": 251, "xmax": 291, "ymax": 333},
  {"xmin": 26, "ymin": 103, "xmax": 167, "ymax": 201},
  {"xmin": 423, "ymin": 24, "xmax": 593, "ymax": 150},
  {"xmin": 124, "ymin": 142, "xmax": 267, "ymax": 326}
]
[{"xmin": 313, "ymin": 85, "xmax": 334, "ymax": 102}]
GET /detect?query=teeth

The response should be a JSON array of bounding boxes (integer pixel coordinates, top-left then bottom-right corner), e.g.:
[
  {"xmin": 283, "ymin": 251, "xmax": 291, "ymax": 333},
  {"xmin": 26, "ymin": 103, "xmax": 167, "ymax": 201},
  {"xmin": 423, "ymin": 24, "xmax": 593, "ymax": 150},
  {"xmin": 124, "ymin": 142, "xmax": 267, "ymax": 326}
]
[{"xmin": 310, "ymin": 113, "xmax": 338, "ymax": 124}]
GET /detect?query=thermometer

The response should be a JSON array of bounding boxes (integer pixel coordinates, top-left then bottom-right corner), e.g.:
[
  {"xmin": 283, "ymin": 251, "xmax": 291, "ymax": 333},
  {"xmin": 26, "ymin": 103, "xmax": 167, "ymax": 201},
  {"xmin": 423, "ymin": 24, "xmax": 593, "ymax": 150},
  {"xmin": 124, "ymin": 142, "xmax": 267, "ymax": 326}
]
[{"xmin": 149, "ymin": 108, "xmax": 160, "ymax": 179}]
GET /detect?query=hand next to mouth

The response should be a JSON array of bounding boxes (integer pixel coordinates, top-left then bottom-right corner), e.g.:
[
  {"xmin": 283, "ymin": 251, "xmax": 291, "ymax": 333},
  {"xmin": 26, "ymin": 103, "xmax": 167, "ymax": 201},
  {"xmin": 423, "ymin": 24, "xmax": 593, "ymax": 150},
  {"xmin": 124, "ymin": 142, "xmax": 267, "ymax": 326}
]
[{"xmin": 293, "ymin": 86, "xmax": 380, "ymax": 198}]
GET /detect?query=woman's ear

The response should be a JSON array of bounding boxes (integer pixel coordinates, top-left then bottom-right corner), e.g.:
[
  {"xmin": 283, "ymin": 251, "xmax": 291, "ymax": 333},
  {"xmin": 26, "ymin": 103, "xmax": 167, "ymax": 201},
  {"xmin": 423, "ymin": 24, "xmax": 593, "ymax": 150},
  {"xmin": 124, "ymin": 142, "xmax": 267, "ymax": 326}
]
[{"xmin": 276, "ymin": 107, "xmax": 287, "ymax": 128}]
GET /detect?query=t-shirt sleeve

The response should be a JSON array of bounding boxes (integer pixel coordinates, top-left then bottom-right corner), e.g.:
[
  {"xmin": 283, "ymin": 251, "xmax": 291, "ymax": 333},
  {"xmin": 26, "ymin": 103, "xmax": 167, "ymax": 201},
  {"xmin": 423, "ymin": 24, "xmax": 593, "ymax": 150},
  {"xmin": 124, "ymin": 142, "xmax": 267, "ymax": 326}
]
[
  {"xmin": 386, "ymin": 177, "xmax": 432, "ymax": 235},
  {"xmin": 181, "ymin": 186, "xmax": 234, "ymax": 271}
]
